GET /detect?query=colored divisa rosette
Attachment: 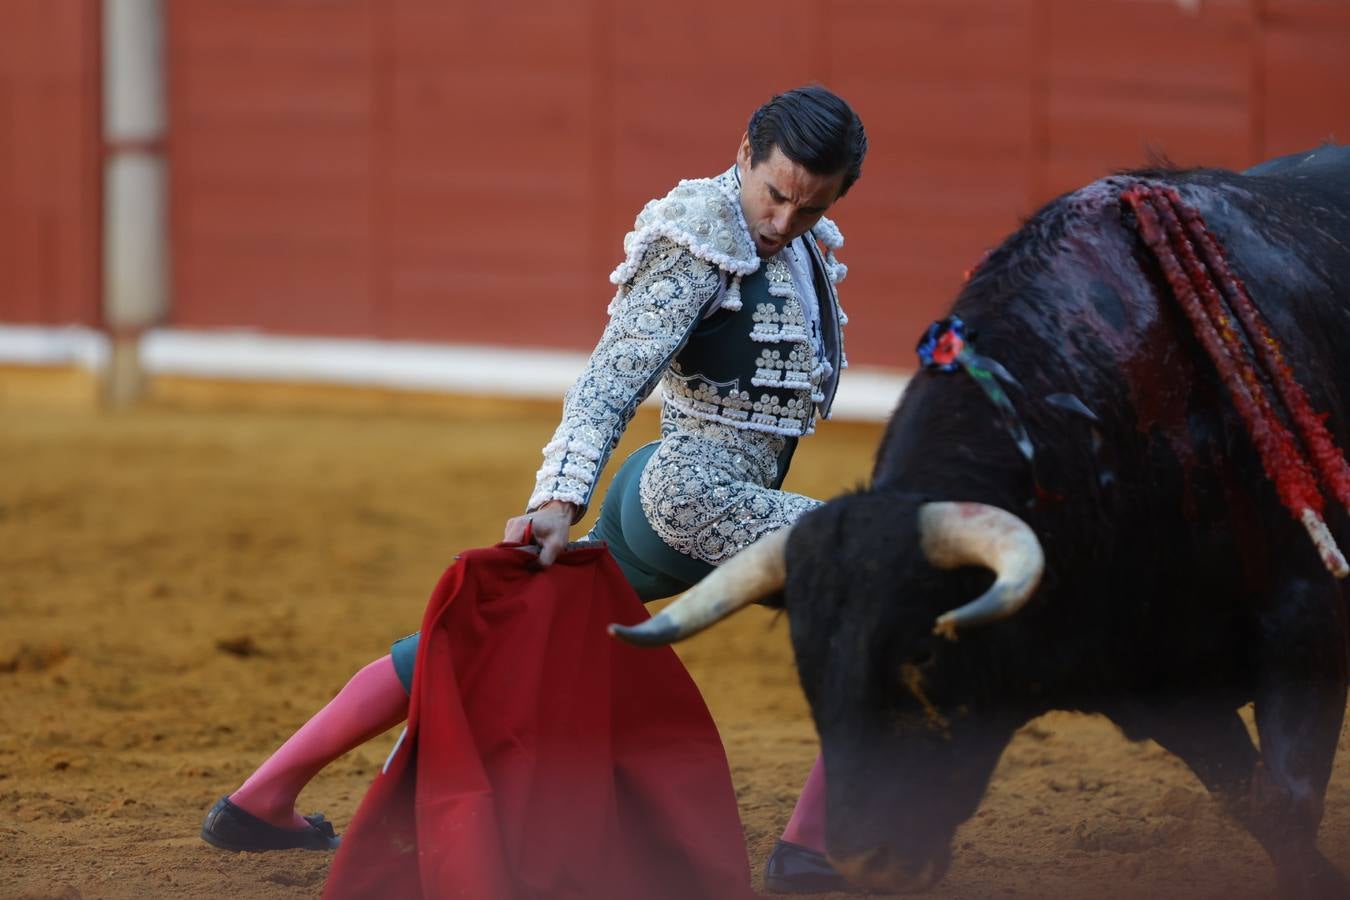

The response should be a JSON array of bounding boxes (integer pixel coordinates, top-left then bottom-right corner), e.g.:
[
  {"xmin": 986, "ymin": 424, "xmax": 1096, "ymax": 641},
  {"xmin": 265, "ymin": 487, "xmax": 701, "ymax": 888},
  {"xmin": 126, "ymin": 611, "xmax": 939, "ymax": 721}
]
[
  {"xmin": 915, "ymin": 315, "xmax": 1036, "ymax": 469},
  {"xmin": 916, "ymin": 315, "xmax": 970, "ymax": 373}
]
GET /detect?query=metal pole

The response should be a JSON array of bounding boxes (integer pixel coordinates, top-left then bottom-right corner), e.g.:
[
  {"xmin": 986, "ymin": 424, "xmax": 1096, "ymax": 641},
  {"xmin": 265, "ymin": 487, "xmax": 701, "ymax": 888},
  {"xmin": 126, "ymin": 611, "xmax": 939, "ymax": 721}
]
[{"xmin": 102, "ymin": 0, "xmax": 166, "ymax": 408}]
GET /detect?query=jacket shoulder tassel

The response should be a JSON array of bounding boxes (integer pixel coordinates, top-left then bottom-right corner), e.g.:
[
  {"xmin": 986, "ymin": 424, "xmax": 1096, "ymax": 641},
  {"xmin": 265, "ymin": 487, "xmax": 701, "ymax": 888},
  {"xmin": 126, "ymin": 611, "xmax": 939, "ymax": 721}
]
[{"xmin": 608, "ymin": 177, "xmax": 760, "ymax": 313}]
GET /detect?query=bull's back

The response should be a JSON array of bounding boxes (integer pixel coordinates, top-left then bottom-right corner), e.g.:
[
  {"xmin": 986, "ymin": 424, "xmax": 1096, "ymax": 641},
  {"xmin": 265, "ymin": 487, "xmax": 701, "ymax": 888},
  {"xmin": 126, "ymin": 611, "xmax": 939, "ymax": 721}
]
[
  {"xmin": 1180, "ymin": 154, "xmax": 1350, "ymax": 391},
  {"xmin": 1242, "ymin": 143, "xmax": 1350, "ymax": 193}
]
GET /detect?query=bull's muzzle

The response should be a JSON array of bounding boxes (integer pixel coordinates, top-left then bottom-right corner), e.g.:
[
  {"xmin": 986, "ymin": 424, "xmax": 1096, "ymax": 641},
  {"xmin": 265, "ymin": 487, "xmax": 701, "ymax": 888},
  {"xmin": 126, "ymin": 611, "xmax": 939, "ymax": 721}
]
[{"xmin": 830, "ymin": 846, "xmax": 948, "ymax": 894}]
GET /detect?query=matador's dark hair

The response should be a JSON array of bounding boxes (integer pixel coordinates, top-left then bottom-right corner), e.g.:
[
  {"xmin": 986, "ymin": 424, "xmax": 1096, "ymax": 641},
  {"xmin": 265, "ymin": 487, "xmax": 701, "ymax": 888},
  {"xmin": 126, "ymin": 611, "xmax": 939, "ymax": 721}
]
[{"xmin": 747, "ymin": 85, "xmax": 867, "ymax": 197}]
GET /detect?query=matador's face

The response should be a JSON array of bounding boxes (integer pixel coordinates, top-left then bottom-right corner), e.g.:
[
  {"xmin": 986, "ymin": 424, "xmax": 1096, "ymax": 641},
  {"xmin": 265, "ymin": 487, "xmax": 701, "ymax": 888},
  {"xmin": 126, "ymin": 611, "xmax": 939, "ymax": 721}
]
[{"xmin": 736, "ymin": 136, "xmax": 844, "ymax": 258}]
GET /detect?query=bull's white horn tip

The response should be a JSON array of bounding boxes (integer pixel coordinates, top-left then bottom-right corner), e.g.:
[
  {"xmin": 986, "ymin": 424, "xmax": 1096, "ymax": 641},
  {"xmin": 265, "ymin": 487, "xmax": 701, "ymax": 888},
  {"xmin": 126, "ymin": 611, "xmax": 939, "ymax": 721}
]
[{"xmin": 609, "ymin": 615, "xmax": 681, "ymax": 647}]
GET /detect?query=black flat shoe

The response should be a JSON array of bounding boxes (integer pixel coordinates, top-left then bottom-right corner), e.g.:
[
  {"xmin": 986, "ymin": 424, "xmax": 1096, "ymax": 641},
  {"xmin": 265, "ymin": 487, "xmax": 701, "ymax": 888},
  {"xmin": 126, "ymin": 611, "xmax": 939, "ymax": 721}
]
[
  {"xmin": 200, "ymin": 796, "xmax": 340, "ymax": 852},
  {"xmin": 763, "ymin": 840, "xmax": 864, "ymax": 894}
]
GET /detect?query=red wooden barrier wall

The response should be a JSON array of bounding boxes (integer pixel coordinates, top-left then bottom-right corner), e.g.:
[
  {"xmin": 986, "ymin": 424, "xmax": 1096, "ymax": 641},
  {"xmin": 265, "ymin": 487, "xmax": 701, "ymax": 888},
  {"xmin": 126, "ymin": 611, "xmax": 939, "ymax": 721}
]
[
  {"xmin": 3, "ymin": 1, "xmax": 1349, "ymax": 371},
  {"xmin": 0, "ymin": 1, "xmax": 101, "ymax": 328}
]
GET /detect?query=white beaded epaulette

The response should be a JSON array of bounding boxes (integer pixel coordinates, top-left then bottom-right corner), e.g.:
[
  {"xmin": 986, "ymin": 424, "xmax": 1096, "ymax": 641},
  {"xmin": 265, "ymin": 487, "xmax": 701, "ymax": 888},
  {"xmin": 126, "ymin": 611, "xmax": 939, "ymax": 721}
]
[
  {"xmin": 608, "ymin": 169, "xmax": 849, "ymax": 317},
  {"xmin": 608, "ymin": 173, "xmax": 759, "ymax": 314}
]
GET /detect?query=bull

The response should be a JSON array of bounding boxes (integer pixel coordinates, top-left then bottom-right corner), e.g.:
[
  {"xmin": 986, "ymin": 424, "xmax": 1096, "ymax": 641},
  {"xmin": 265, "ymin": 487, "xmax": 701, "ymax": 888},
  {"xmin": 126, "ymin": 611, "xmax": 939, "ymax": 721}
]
[{"xmin": 615, "ymin": 146, "xmax": 1350, "ymax": 896}]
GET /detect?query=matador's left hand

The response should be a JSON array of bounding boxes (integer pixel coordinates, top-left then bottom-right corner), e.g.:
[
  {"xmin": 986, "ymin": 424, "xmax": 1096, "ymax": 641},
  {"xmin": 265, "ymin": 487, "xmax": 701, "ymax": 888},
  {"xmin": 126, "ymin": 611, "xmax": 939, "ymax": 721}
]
[{"xmin": 504, "ymin": 500, "xmax": 577, "ymax": 567}]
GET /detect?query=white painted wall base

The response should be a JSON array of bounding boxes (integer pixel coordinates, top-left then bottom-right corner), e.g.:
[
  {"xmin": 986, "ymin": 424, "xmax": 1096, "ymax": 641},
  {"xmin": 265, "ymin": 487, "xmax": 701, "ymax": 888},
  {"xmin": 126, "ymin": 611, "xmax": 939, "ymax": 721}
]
[{"xmin": 0, "ymin": 326, "xmax": 911, "ymax": 421}]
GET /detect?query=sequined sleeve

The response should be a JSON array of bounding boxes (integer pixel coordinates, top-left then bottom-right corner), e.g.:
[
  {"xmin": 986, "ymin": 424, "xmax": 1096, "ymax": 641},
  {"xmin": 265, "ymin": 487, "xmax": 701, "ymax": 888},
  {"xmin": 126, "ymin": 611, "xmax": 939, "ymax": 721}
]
[{"xmin": 527, "ymin": 238, "xmax": 724, "ymax": 516}]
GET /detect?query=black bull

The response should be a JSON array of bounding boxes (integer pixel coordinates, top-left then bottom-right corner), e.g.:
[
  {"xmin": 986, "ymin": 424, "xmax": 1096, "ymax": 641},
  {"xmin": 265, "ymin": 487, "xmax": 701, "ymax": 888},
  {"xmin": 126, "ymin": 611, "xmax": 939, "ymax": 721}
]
[{"xmin": 618, "ymin": 146, "xmax": 1350, "ymax": 896}]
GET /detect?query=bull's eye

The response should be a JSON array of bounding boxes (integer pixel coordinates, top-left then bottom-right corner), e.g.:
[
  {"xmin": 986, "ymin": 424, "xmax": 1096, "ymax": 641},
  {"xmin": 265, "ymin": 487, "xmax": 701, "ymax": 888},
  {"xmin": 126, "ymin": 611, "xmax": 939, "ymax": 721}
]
[{"xmin": 912, "ymin": 644, "xmax": 939, "ymax": 670}]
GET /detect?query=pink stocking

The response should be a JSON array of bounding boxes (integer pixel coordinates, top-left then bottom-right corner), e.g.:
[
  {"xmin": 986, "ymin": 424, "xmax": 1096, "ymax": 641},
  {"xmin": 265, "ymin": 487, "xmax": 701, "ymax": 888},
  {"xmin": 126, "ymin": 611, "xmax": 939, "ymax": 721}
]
[
  {"xmin": 780, "ymin": 753, "xmax": 828, "ymax": 852},
  {"xmin": 229, "ymin": 654, "xmax": 409, "ymax": 829}
]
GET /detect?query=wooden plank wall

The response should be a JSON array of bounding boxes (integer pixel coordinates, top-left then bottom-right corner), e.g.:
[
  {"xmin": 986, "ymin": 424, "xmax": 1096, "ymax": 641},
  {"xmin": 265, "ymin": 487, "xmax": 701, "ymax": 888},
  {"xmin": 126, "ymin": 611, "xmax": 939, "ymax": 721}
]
[
  {"xmin": 4, "ymin": 1, "xmax": 1348, "ymax": 370},
  {"xmin": 1263, "ymin": 0, "xmax": 1350, "ymax": 156},
  {"xmin": 0, "ymin": 1, "xmax": 101, "ymax": 327}
]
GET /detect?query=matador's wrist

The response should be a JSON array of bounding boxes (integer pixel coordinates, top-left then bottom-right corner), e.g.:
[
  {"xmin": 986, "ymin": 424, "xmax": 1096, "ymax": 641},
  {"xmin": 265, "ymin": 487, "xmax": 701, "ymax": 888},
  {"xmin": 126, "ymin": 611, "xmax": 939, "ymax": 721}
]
[{"xmin": 539, "ymin": 499, "xmax": 580, "ymax": 523}]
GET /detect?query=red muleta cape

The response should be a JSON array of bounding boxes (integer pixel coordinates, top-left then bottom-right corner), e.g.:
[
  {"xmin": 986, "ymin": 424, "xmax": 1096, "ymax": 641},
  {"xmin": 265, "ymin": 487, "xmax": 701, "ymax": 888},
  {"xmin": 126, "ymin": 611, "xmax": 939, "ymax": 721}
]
[{"xmin": 324, "ymin": 542, "xmax": 759, "ymax": 900}]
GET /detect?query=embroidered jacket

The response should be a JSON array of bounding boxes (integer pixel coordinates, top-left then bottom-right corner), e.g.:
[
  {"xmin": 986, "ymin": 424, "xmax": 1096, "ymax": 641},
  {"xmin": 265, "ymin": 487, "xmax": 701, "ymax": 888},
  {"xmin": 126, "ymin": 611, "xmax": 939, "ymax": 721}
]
[{"xmin": 528, "ymin": 167, "xmax": 848, "ymax": 517}]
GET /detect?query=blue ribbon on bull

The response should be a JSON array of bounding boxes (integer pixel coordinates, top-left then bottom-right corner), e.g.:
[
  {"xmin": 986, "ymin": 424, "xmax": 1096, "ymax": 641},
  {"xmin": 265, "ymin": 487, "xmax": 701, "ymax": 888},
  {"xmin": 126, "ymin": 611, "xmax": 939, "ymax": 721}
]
[{"xmin": 916, "ymin": 315, "xmax": 1036, "ymax": 469}]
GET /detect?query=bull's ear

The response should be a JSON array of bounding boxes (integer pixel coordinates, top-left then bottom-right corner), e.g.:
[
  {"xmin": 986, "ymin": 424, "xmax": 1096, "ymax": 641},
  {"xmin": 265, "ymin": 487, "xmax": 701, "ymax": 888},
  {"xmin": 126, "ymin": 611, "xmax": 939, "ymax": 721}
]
[{"xmin": 756, "ymin": 589, "xmax": 786, "ymax": 610}]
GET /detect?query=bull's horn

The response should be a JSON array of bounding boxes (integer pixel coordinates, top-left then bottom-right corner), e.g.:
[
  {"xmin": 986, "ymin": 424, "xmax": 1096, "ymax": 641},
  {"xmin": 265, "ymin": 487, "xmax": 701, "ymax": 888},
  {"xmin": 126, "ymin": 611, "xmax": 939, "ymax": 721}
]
[
  {"xmin": 609, "ymin": 526, "xmax": 790, "ymax": 646},
  {"xmin": 919, "ymin": 502, "xmax": 1044, "ymax": 640}
]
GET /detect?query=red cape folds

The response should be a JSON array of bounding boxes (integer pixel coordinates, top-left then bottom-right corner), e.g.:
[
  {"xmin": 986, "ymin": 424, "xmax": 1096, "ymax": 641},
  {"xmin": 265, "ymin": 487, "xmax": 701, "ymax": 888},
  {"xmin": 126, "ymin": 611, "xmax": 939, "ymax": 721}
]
[{"xmin": 323, "ymin": 542, "xmax": 759, "ymax": 900}]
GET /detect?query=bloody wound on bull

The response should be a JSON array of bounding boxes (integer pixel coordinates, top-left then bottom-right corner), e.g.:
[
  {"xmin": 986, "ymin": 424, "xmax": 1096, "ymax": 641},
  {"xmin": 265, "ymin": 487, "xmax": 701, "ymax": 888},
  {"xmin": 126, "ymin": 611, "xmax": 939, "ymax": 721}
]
[{"xmin": 1121, "ymin": 183, "xmax": 1350, "ymax": 577}]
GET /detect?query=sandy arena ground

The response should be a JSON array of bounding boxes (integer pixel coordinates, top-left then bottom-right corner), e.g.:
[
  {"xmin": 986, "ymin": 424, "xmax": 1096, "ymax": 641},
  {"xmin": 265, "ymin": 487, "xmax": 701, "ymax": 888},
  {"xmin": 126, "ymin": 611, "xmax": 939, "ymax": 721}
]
[{"xmin": 2, "ymin": 384, "xmax": 1348, "ymax": 899}]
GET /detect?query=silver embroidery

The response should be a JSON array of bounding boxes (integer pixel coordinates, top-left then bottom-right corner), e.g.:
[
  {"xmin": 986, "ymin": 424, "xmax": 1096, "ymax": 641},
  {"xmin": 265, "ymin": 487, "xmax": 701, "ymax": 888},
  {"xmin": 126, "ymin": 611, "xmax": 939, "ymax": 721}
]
[
  {"xmin": 530, "ymin": 168, "xmax": 851, "ymax": 520},
  {"xmin": 637, "ymin": 414, "xmax": 821, "ymax": 565},
  {"xmin": 752, "ymin": 347, "xmax": 814, "ymax": 390},
  {"xmin": 661, "ymin": 379, "xmax": 817, "ymax": 437},
  {"xmin": 659, "ymin": 250, "xmax": 823, "ymax": 437},
  {"xmin": 529, "ymin": 238, "xmax": 721, "ymax": 513},
  {"xmin": 611, "ymin": 172, "xmax": 759, "ymax": 290}
]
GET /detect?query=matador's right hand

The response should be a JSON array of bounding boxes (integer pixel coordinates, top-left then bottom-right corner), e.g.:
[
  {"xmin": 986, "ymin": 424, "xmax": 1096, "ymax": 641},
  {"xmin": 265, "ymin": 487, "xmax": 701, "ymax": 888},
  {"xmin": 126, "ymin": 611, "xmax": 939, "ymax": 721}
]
[{"xmin": 504, "ymin": 500, "xmax": 578, "ymax": 567}]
